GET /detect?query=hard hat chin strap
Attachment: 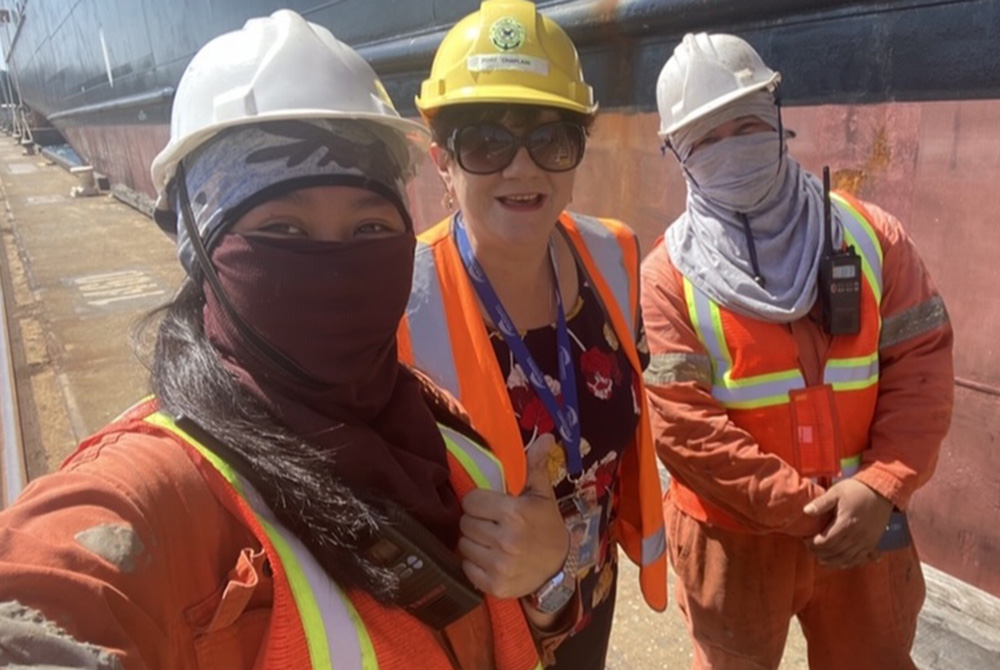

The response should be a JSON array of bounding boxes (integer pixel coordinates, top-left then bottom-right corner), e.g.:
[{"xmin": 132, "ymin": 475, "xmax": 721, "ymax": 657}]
[{"xmin": 175, "ymin": 162, "xmax": 324, "ymax": 389}]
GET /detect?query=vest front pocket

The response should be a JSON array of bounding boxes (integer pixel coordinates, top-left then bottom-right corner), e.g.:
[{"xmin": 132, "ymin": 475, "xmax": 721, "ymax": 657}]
[{"xmin": 186, "ymin": 546, "xmax": 273, "ymax": 668}]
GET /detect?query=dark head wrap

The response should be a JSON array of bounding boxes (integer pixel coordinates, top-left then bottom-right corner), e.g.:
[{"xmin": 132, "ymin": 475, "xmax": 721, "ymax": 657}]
[{"xmin": 177, "ymin": 120, "xmax": 463, "ymax": 547}]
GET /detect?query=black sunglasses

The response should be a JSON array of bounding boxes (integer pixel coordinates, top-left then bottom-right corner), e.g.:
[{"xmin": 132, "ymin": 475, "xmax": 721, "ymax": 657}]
[{"xmin": 447, "ymin": 121, "xmax": 586, "ymax": 175}]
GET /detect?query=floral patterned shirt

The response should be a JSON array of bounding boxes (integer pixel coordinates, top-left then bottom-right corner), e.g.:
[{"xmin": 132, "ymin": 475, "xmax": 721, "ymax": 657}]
[{"xmin": 488, "ymin": 270, "xmax": 649, "ymax": 629}]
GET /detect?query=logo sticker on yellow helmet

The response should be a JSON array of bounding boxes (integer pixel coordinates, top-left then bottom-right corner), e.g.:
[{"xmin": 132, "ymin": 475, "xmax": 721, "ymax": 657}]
[{"xmin": 489, "ymin": 17, "xmax": 525, "ymax": 51}]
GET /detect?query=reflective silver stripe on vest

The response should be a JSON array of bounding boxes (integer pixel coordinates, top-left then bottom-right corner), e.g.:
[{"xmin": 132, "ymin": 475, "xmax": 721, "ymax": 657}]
[
  {"xmin": 832, "ymin": 195, "xmax": 884, "ymax": 303},
  {"xmin": 686, "ymin": 280, "xmax": 805, "ymax": 409},
  {"xmin": 240, "ymin": 482, "xmax": 371, "ymax": 670},
  {"xmin": 565, "ymin": 212, "xmax": 635, "ymax": 331},
  {"xmin": 406, "ymin": 240, "xmax": 461, "ymax": 398},
  {"xmin": 145, "ymin": 412, "xmax": 372, "ymax": 668},
  {"xmin": 657, "ymin": 459, "xmax": 671, "ymax": 491},
  {"xmin": 643, "ymin": 352, "xmax": 713, "ymax": 387},
  {"xmin": 880, "ymin": 295, "xmax": 948, "ymax": 350},
  {"xmin": 643, "ymin": 526, "xmax": 667, "ymax": 565},
  {"xmin": 439, "ymin": 425, "xmax": 506, "ymax": 493},
  {"xmin": 714, "ymin": 374, "xmax": 805, "ymax": 407},
  {"xmin": 686, "ymin": 278, "xmax": 727, "ymax": 373},
  {"xmin": 823, "ymin": 354, "xmax": 879, "ymax": 389}
]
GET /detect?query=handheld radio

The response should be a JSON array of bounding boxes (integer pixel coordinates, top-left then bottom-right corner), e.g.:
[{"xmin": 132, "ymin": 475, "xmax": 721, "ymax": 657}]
[
  {"xmin": 359, "ymin": 500, "xmax": 483, "ymax": 630},
  {"xmin": 817, "ymin": 166, "xmax": 862, "ymax": 335}
]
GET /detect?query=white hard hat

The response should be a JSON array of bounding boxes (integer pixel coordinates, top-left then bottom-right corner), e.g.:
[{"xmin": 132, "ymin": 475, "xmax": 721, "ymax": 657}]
[
  {"xmin": 656, "ymin": 33, "xmax": 780, "ymax": 139},
  {"xmin": 150, "ymin": 9, "xmax": 429, "ymax": 195}
]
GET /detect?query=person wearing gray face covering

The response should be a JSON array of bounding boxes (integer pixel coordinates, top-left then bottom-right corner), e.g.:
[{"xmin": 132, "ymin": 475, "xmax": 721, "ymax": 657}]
[{"xmin": 640, "ymin": 32, "xmax": 954, "ymax": 670}]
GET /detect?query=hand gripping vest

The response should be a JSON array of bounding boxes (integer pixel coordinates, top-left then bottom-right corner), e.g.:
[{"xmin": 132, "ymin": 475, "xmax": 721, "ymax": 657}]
[
  {"xmin": 398, "ymin": 211, "xmax": 668, "ymax": 612},
  {"xmin": 671, "ymin": 193, "xmax": 884, "ymax": 531},
  {"xmin": 106, "ymin": 399, "xmax": 541, "ymax": 670}
]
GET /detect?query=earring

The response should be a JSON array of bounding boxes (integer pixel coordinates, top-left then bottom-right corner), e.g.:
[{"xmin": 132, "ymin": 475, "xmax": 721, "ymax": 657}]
[{"xmin": 441, "ymin": 192, "xmax": 456, "ymax": 211}]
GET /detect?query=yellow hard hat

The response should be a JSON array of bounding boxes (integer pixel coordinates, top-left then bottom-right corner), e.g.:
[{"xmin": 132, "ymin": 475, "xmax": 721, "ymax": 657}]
[{"xmin": 416, "ymin": 0, "xmax": 596, "ymax": 119}]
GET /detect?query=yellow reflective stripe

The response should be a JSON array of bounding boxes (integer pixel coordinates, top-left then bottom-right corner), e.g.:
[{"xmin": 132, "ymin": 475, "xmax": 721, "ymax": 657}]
[
  {"xmin": 682, "ymin": 276, "xmax": 728, "ymax": 379},
  {"xmin": 144, "ymin": 412, "xmax": 244, "ymax": 495},
  {"xmin": 834, "ymin": 196, "xmax": 883, "ymax": 263},
  {"xmin": 825, "ymin": 353, "xmax": 879, "ymax": 391},
  {"xmin": 341, "ymin": 596, "xmax": 378, "ymax": 670},
  {"xmin": 830, "ymin": 379, "xmax": 877, "ymax": 392},
  {"xmin": 445, "ymin": 444, "xmax": 488, "ymax": 490},
  {"xmin": 832, "ymin": 194, "xmax": 883, "ymax": 308},
  {"xmin": 683, "ymin": 278, "xmax": 704, "ymax": 346},
  {"xmin": 145, "ymin": 411, "xmax": 376, "ymax": 670},
  {"xmin": 718, "ymin": 369, "xmax": 803, "ymax": 408},
  {"xmin": 833, "ymin": 380, "xmax": 877, "ymax": 392},
  {"xmin": 245, "ymin": 489, "xmax": 378, "ymax": 670},
  {"xmin": 827, "ymin": 354, "xmax": 877, "ymax": 367},
  {"xmin": 441, "ymin": 427, "xmax": 505, "ymax": 492},
  {"xmin": 843, "ymin": 226, "xmax": 881, "ymax": 307},
  {"xmin": 705, "ymin": 287, "xmax": 804, "ymax": 401},
  {"xmin": 684, "ymin": 277, "xmax": 805, "ymax": 407},
  {"xmin": 707, "ymin": 298, "xmax": 733, "ymax": 370},
  {"xmin": 260, "ymin": 515, "xmax": 336, "ymax": 670},
  {"xmin": 723, "ymin": 367, "xmax": 800, "ymax": 388}
]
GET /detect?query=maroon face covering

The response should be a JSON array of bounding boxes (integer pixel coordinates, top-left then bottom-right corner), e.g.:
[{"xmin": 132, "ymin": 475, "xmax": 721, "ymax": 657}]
[{"xmin": 203, "ymin": 232, "xmax": 461, "ymax": 545}]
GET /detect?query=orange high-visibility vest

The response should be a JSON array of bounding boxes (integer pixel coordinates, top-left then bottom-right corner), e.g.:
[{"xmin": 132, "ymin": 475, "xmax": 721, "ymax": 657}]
[
  {"xmin": 398, "ymin": 211, "xmax": 668, "ymax": 612},
  {"xmin": 671, "ymin": 193, "xmax": 884, "ymax": 531},
  {"xmin": 100, "ymin": 398, "xmax": 542, "ymax": 670}
]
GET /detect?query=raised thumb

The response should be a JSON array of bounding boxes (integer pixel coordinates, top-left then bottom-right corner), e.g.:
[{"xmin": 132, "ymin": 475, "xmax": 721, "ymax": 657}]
[{"xmin": 523, "ymin": 434, "xmax": 557, "ymax": 497}]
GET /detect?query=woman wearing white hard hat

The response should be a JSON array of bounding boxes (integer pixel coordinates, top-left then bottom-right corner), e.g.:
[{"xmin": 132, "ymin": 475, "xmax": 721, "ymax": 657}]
[
  {"xmin": 642, "ymin": 32, "xmax": 952, "ymax": 670},
  {"xmin": 399, "ymin": 1, "xmax": 668, "ymax": 667},
  {"xmin": 0, "ymin": 10, "xmax": 564, "ymax": 669}
]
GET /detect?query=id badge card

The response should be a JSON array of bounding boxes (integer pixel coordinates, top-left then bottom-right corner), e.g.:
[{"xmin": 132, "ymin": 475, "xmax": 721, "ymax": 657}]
[
  {"xmin": 558, "ymin": 483, "xmax": 602, "ymax": 574},
  {"xmin": 789, "ymin": 384, "xmax": 842, "ymax": 478}
]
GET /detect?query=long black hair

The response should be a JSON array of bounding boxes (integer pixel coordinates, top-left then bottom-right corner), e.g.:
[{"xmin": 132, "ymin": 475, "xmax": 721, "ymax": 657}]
[{"xmin": 140, "ymin": 277, "xmax": 483, "ymax": 601}]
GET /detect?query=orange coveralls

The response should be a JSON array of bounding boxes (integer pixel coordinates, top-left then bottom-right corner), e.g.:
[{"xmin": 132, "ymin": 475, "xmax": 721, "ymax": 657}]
[
  {"xmin": 0, "ymin": 430, "xmax": 268, "ymax": 669},
  {"xmin": 0, "ymin": 419, "xmax": 536, "ymax": 669},
  {"xmin": 640, "ymin": 199, "xmax": 953, "ymax": 669}
]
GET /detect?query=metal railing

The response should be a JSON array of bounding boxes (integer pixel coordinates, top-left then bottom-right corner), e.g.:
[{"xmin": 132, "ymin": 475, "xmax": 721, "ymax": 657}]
[{"xmin": 0, "ymin": 169, "xmax": 25, "ymax": 508}]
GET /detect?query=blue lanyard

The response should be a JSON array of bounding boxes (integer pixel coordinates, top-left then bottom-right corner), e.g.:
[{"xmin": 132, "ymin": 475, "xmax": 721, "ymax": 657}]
[{"xmin": 453, "ymin": 215, "xmax": 583, "ymax": 478}]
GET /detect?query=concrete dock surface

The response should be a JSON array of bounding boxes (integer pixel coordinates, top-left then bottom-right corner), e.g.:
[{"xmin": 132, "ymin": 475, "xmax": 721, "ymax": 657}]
[{"xmin": 0, "ymin": 137, "xmax": 996, "ymax": 669}]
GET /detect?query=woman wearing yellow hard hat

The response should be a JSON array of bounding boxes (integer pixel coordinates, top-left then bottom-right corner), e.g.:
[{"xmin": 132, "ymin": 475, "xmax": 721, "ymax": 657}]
[{"xmin": 399, "ymin": 1, "xmax": 668, "ymax": 666}]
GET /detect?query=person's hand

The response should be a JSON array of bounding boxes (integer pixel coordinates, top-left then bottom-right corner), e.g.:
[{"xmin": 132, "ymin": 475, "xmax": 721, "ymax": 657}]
[
  {"xmin": 457, "ymin": 434, "xmax": 569, "ymax": 599},
  {"xmin": 803, "ymin": 478, "xmax": 893, "ymax": 569}
]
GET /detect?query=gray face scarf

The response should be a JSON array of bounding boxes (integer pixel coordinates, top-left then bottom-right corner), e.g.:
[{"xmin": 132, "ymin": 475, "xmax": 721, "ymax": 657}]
[{"xmin": 665, "ymin": 95, "xmax": 843, "ymax": 323}]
